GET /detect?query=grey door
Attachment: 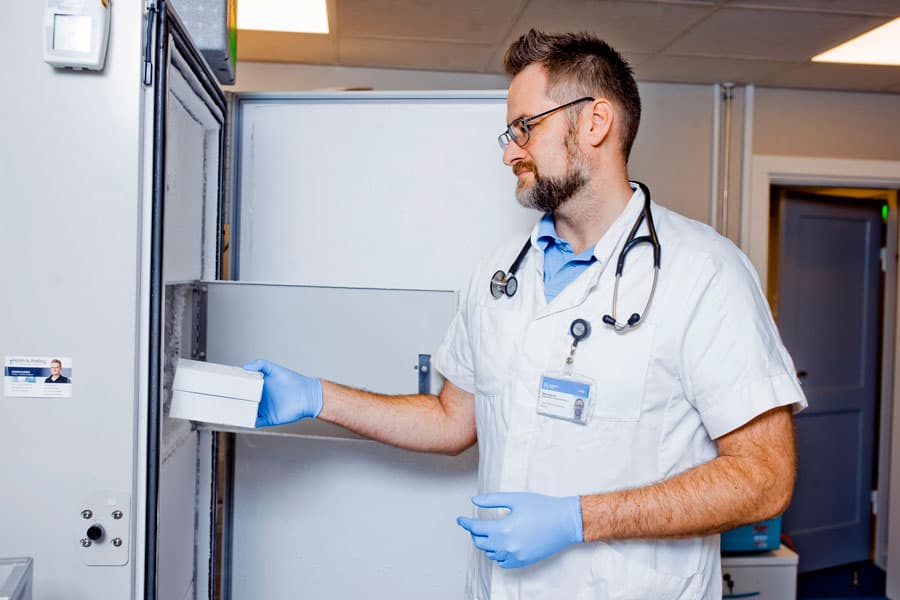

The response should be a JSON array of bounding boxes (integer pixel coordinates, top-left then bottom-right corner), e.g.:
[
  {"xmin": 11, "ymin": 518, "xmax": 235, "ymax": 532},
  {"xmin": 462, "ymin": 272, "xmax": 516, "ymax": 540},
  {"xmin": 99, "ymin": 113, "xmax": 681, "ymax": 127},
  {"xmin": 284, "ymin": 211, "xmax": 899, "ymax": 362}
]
[{"xmin": 775, "ymin": 189, "xmax": 883, "ymax": 573}]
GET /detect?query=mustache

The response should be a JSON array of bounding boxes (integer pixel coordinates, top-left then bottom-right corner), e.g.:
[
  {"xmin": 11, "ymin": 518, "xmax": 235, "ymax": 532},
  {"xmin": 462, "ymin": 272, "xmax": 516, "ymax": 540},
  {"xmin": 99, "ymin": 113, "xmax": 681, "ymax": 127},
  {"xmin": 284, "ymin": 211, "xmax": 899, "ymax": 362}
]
[{"xmin": 513, "ymin": 161, "xmax": 538, "ymax": 177}]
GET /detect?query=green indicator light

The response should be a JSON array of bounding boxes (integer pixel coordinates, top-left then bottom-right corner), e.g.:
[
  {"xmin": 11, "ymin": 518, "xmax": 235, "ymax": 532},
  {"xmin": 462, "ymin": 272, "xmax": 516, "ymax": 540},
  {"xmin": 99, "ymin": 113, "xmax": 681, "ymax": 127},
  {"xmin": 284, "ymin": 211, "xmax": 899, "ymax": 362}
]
[{"xmin": 884, "ymin": 204, "xmax": 889, "ymax": 221}]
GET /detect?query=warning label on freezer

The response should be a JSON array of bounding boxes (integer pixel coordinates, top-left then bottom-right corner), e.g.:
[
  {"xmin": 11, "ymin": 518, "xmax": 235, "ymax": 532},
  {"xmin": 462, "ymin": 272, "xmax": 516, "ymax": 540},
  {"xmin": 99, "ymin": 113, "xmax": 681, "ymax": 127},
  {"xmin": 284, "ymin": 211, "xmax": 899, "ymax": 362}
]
[{"xmin": 4, "ymin": 356, "xmax": 73, "ymax": 398}]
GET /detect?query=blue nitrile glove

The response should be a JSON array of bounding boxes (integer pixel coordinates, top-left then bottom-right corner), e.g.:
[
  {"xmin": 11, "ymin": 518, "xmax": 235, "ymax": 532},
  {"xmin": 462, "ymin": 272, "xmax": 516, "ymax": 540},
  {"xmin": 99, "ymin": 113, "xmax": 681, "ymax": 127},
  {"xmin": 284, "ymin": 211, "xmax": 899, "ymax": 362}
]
[
  {"xmin": 242, "ymin": 359, "xmax": 323, "ymax": 427},
  {"xmin": 457, "ymin": 492, "xmax": 584, "ymax": 569}
]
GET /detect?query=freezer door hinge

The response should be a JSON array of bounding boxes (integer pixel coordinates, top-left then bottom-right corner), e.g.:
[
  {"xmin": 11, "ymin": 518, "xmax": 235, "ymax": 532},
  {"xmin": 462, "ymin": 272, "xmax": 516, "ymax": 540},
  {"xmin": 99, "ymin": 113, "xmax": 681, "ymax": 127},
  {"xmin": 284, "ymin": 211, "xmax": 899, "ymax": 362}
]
[{"xmin": 143, "ymin": 3, "xmax": 157, "ymax": 86}]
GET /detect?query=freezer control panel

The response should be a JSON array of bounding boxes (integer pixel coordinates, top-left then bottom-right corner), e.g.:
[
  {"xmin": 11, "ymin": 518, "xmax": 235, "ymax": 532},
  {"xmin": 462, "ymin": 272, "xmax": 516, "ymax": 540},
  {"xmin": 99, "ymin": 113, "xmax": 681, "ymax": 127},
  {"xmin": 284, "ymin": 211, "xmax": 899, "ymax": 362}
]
[{"xmin": 44, "ymin": 0, "xmax": 111, "ymax": 71}]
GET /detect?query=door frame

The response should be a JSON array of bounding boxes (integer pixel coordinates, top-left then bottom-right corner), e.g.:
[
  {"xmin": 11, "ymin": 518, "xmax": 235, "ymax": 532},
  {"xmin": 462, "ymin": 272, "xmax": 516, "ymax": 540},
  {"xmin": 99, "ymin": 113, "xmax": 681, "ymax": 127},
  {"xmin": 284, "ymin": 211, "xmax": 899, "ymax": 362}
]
[{"xmin": 744, "ymin": 155, "xmax": 900, "ymax": 591}]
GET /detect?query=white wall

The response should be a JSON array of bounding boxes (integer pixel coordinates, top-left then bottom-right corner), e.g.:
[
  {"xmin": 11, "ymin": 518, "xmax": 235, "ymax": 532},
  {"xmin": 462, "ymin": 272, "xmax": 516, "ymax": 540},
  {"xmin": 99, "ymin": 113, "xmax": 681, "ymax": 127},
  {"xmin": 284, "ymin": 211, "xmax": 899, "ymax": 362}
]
[
  {"xmin": 753, "ymin": 87, "xmax": 900, "ymax": 162},
  {"xmin": 0, "ymin": 3, "xmax": 148, "ymax": 600},
  {"xmin": 629, "ymin": 82, "xmax": 717, "ymax": 227}
]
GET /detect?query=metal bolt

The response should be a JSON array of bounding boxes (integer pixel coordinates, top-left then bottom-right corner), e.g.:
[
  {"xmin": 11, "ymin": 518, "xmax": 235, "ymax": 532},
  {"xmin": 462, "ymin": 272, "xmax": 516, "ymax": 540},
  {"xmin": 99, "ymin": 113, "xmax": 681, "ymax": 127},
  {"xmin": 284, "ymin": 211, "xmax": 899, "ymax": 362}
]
[
  {"xmin": 112, "ymin": 538, "xmax": 123, "ymax": 547},
  {"xmin": 81, "ymin": 509, "xmax": 93, "ymax": 519},
  {"xmin": 112, "ymin": 510, "xmax": 123, "ymax": 520},
  {"xmin": 81, "ymin": 538, "xmax": 92, "ymax": 548}
]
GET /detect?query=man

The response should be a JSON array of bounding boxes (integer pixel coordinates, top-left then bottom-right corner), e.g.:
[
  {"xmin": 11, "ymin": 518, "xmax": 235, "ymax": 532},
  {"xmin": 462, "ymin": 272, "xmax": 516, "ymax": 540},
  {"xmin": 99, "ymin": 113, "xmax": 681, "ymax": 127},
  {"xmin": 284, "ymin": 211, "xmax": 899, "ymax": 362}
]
[
  {"xmin": 45, "ymin": 359, "xmax": 70, "ymax": 384},
  {"xmin": 245, "ymin": 30, "xmax": 806, "ymax": 599}
]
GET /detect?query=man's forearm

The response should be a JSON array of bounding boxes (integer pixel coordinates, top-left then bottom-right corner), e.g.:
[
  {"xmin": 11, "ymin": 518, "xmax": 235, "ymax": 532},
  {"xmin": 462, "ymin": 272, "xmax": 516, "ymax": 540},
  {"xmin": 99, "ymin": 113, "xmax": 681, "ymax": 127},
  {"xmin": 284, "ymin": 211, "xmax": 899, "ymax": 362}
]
[
  {"xmin": 318, "ymin": 380, "xmax": 476, "ymax": 455},
  {"xmin": 581, "ymin": 407, "xmax": 795, "ymax": 542}
]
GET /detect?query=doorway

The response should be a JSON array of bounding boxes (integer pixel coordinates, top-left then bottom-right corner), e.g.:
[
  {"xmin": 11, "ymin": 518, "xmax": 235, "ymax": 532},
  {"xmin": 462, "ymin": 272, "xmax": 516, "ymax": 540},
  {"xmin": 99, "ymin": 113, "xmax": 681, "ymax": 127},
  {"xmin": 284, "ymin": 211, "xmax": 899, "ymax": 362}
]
[
  {"xmin": 770, "ymin": 185, "xmax": 897, "ymax": 566},
  {"xmin": 768, "ymin": 185, "xmax": 898, "ymax": 597},
  {"xmin": 745, "ymin": 155, "xmax": 900, "ymax": 599}
]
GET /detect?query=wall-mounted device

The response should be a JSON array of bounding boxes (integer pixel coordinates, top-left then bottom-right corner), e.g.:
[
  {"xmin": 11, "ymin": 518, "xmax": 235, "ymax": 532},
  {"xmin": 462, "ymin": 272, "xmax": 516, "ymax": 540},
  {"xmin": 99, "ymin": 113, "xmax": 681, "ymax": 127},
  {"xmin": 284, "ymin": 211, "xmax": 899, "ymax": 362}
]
[
  {"xmin": 44, "ymin": 0, "xmax": 111, "ymax": 71},
  {"xmin": 77, "ymin": 492, "xmax": 130, "ymax": 566}
]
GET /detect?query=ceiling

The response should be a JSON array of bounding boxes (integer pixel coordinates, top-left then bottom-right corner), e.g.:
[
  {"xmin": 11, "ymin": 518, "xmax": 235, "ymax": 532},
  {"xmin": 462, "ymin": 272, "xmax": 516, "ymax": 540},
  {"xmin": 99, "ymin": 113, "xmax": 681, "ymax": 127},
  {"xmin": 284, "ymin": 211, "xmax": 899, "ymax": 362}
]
[{"xmin": 236, "ymin": 0, "xmax": 900, "ymax": 93}]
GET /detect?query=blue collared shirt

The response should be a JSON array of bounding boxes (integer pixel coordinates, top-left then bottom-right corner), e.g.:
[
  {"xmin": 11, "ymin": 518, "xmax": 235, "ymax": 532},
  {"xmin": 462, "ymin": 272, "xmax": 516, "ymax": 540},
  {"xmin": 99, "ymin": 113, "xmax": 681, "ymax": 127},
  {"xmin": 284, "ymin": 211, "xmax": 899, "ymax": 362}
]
[{"xmin": 535, "ymin": 213, "xmax": 597, "ymax": 303}]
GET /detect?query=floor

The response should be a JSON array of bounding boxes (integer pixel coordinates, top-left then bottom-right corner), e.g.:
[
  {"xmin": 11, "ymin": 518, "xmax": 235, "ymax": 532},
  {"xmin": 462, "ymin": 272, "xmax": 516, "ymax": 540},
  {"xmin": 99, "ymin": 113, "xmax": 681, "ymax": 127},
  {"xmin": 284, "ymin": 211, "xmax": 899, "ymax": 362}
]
[{"xmin": 797, "ymin": 561, "xmax": 887, "ymax": 599}]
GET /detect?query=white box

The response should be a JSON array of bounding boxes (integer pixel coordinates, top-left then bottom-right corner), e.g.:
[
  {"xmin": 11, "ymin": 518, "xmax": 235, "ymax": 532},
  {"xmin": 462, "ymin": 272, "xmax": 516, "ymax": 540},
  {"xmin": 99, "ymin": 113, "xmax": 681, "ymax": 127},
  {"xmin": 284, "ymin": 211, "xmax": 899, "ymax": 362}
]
[
  {"xmin": 0, "ymin": 557, "xmax": 33, "ymax": 600},
  {"xmin": 721, "ymin": 545, "xmax": 798, "ymax": 600},
  {"xmin": 169, "ymin": 359, "xmax": 263, "ymax": 428}
]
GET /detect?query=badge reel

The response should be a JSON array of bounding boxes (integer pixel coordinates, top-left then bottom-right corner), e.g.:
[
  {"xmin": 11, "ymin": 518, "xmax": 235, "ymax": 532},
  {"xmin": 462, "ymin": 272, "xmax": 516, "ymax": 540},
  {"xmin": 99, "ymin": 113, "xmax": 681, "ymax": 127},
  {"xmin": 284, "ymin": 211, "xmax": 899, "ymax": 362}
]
[{"xmin": 537, "ymin": 318, "xmax": 596, "ymax": 425}]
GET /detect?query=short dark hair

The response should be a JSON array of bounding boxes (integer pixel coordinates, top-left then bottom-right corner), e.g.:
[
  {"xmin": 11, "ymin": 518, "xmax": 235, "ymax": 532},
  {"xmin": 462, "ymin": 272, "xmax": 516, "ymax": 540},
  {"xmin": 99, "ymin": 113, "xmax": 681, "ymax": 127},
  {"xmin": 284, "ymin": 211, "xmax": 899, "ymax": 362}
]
[{"xmin": 504, "ymin": 30, "xmax": 642, "ymax": 161}]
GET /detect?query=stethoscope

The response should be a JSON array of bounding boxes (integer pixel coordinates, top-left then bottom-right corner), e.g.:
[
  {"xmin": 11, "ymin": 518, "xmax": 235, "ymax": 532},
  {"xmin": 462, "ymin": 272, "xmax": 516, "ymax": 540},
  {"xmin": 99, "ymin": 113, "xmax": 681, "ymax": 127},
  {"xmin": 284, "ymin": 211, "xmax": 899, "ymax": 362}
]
[{"xmin": 490, "ymin": 180, "xmax": 661, "ymax": 335}]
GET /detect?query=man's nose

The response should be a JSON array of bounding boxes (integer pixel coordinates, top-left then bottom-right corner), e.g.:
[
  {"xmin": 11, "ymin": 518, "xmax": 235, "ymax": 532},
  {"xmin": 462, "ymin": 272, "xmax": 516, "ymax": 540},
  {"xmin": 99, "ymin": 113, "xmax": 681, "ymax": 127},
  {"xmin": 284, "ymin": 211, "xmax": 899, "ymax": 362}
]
[{"xmin": 502, "ymin": 139, "xmax": 526, "ymax": 167}]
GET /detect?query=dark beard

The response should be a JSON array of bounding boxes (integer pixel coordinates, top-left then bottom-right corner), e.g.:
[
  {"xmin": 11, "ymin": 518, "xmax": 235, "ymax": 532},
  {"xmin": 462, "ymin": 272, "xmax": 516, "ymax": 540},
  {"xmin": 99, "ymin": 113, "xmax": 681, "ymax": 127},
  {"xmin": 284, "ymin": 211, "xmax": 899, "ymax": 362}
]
[
  {"xmin": 515, "ymin": 129, "xmax": 589, "ymax": 212},
  {"xmin": 516, "ymin": 164, "xmax": 588, "ymax": 213}
]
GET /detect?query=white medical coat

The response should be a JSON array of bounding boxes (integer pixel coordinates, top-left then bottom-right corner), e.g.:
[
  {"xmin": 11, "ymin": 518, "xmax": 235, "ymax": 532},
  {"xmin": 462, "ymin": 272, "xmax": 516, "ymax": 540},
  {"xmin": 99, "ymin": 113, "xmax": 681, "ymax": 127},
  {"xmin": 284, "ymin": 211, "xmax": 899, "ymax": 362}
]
[{"xmin": 434, "ymin": 186, "xmax": 807, "ymax": 600}]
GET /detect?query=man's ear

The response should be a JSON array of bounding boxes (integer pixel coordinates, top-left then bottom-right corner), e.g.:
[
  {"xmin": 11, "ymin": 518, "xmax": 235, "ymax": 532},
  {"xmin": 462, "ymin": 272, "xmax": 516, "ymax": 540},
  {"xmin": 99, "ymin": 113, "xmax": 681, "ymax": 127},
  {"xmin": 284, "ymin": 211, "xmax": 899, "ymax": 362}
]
[{"xmin": 586, "ymin": 99, "xmax": 614, "ymax": 148}]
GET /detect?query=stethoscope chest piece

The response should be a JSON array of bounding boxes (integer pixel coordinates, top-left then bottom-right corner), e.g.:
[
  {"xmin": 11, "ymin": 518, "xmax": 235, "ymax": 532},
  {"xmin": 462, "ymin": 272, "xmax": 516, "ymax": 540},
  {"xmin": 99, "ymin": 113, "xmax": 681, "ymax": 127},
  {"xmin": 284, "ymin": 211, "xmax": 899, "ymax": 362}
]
[
  {"xmin": 490, "ymin": 238, "xmax": 532, "ymax": 299},
  {"xmin": 490, "ymin": 270, "xmax": 518, "ymax": 299}
]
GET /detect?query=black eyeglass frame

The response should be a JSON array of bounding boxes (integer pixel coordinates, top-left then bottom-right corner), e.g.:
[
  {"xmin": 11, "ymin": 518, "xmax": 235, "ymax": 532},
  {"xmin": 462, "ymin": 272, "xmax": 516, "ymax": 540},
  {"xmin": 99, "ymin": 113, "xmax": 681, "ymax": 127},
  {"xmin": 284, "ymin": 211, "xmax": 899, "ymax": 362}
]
[{"xmin": 497, "ymin": 96, "xmax": 595, "ymax": 150}]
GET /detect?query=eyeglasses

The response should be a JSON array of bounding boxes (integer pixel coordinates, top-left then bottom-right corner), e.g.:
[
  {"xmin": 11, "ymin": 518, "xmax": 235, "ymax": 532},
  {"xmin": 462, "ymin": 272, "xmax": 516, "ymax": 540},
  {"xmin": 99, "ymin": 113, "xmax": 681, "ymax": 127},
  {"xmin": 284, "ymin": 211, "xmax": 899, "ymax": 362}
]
[{"xmin": 497, "ymin": 96, "xmax": 594, "ymax": 150}]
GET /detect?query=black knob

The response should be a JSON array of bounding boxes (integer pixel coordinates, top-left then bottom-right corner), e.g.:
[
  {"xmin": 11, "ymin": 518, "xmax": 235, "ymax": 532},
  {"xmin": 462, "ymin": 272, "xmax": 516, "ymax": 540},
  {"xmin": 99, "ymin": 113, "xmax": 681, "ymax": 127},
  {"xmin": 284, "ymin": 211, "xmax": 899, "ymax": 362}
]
[{"xmin": 87, "ymin": 524, "xmax": 105, "ymax": 542}]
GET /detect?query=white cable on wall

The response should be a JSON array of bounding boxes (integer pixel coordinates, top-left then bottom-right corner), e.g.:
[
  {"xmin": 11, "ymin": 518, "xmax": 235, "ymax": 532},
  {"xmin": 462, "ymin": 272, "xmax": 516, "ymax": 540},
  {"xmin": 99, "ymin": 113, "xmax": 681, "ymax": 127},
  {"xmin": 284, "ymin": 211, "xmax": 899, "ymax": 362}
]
[
  {"xmin": 720, "ymin": 82, "xmax": 735, "ymax": 238},
  {"xmin": 710, "ymin": 84, "xmax": 722, "ymax": 230}
]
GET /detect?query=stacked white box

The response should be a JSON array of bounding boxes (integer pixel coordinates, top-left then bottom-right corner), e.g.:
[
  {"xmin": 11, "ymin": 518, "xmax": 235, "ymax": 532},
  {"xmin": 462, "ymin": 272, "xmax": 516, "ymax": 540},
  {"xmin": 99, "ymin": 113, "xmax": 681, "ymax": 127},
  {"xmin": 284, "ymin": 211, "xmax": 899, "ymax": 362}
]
[{"xmin": 169, "ymin": 358, "xmax": 263, "ymax": 428}]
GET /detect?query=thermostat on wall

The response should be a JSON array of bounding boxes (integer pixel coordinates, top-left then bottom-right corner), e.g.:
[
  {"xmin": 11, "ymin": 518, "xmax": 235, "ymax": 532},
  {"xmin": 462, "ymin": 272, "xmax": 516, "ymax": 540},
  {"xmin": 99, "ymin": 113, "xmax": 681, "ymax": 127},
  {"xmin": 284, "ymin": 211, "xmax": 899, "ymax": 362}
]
[{"xmin": 44, "ymin": 0, "xmax": 111, "ymax": 71}]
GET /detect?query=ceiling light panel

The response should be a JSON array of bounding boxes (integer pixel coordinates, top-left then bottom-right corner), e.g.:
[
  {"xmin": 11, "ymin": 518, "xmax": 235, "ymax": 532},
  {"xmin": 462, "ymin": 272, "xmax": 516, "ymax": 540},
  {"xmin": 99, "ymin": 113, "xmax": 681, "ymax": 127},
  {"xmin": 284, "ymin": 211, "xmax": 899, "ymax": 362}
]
[
  {"xmin": 813, "ymin": 17, "xmax": 900, "ymax": 66},
  {"xmin": 238, "ymin": 0, "xmax": 329, "ymax": 34}
]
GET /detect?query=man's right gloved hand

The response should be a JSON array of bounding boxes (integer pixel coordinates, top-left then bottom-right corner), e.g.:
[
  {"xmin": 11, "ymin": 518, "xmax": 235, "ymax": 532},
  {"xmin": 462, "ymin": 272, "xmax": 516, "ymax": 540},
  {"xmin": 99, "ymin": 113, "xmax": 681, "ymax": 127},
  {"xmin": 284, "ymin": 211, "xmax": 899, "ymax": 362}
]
[{"xmin": 242, "ymin": 359, "xmax": 323, "ymax": 427}]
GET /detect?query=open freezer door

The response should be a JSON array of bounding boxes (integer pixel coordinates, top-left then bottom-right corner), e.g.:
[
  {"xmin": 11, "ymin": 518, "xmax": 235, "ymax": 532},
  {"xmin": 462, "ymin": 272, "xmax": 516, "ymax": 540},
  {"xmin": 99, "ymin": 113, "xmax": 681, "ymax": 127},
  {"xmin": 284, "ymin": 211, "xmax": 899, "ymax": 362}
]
[{"xmin": 146, "ymin": 2, "xmax": 227, "ymax": 600}]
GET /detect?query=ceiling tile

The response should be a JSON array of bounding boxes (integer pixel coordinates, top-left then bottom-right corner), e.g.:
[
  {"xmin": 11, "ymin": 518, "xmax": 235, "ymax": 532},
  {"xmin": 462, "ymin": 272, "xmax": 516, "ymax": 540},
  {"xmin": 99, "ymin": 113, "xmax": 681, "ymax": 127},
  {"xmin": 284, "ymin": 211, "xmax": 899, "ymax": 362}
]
[
  {"xmin": 237, "ymin": 31, "xmax": 338, "ymax": 64},
  {"xmin": 336, "ymin": 0, "xmax": 524, "ymax": 44},
  {"xmin": 759, "ymin": 61, "xmax": 900, "ymax": 91},
  {"xmin": 505, "ymin": 0, "xmax": 717, "ymax": 54},
  {"xmin": 726, "ymin": 0, "xmax": 900, "ymax": 16},
  {"xmin": 338, "ymin": 38, "xmax": 495, "ymax": 72},
  {"xmin": 635, "ymin": 54, "xmax": 796, "ymax": 84},
  {"xmin": 483, "ymin": 48, "xmax": 650, "ymax": 76},
  {"xmin": 666, "ymin": 7, "xmax": 890, "ymax": 60}
]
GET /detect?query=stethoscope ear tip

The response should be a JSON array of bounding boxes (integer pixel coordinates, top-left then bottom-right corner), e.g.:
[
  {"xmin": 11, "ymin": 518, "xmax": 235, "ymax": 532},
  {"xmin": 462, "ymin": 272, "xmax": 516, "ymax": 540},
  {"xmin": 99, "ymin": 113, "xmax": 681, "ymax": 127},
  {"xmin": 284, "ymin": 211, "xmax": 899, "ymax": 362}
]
[{"xmin": 601, "ymin": 315, "xmax": 616, "ymax": 326}]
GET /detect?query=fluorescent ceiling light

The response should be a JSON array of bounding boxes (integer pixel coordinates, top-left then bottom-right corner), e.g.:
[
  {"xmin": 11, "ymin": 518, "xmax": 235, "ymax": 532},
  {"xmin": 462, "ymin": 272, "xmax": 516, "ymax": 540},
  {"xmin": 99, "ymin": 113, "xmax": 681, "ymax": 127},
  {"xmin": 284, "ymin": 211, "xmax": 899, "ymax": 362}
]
[
  {"xmin": 812, "ymin": 17, "xmax": 900, "ymax": 66},
  {"xmin": 237, "ymin": 0, "xmax": 329, "ymax": 34}
]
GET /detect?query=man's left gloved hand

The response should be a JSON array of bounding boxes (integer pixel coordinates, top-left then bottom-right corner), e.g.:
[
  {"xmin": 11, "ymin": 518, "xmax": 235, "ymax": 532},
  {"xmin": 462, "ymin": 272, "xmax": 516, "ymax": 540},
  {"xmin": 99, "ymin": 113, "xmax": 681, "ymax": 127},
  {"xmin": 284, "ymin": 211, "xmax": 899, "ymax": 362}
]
[
  {"xmin": 456, "ymin": 492, "xmax": 584, "ymax": 569},
  {"xmin": 242, "ymin": 358, "xmax": 323, "ymax": 427}
]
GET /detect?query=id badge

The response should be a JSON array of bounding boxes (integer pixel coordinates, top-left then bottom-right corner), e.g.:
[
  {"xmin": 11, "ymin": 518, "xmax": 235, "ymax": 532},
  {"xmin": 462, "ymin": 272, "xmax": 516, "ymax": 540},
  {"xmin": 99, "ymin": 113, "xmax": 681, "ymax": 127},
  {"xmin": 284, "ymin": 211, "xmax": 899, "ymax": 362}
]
[{"xmin": 537, "ymin": 373, "xmax": 594, "ymax": 425}]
